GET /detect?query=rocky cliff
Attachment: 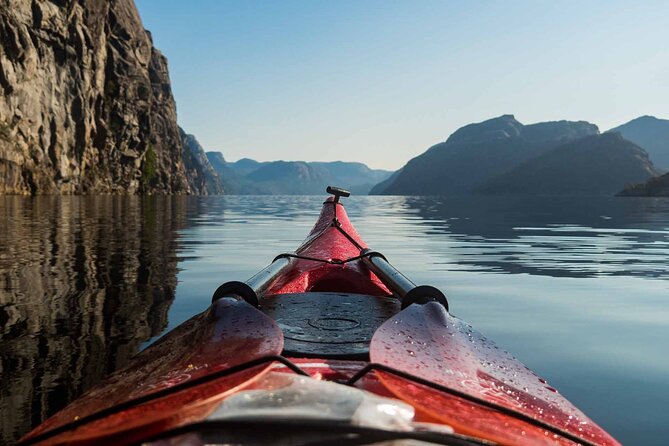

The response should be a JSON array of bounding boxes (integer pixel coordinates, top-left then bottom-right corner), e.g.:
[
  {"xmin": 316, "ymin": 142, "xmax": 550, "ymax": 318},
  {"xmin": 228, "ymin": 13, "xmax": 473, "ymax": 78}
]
[
  {"xmin": 180, "ymin": 128, "xmax": 223, "ymax": 195},
  {"xmin": 373, "ymin": 115, "xmax": 599, "ymax": 195},
  {"xmin": 0, "ymin": 0, "xmax": 196, "ymax": 194}
]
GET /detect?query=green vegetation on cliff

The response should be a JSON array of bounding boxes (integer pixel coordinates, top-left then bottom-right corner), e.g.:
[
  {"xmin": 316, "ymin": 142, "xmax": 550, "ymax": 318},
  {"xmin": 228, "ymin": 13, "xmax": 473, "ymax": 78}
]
[{"xmin": 142, "ymin": 144, "xmax": 158, "ymax": 186}]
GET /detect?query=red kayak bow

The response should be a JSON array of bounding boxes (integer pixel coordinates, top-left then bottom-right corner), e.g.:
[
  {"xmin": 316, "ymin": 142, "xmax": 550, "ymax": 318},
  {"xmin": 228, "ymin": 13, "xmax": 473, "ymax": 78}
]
[{"xmin": 21, "ymin": 187, "xmax": 620, "ymax": 446}]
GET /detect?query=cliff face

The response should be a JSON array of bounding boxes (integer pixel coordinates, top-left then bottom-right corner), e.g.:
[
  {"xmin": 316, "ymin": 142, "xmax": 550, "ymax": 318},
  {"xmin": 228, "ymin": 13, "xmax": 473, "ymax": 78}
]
[
  {"xmin": 373, "ymin": 115, "xmax": 599, "ymax": 195},
  {"xmin": 180, "ymin": 128, "xmax": 223, "ymax": 195},
  {"xmin": 0, "ymin": 0, "xmax": 194, "ymax": 194}
]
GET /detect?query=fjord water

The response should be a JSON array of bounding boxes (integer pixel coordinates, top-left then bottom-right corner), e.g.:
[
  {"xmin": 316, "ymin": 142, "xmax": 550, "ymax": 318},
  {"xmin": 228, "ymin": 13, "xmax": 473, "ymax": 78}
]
[{"xmin": 1, "ymin": 195, "xmax": 668, "ymax": 445}]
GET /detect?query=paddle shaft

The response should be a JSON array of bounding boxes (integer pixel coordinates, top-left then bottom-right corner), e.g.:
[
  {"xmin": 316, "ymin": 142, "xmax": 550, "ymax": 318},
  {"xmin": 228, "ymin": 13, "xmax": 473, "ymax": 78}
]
[
  {"xmin": 213, "ymin": 257, "xmax": 291, "ymax": 306},
  {"xmin": 361, "ymin": 249, "xmax": 415, "ymax": 297},
  {"xmin": 246, "ymin": 256, "xmax": 291, "ymax": 296},
  {"xmin": 362, "ymin": 249, "xmax": 449, "ymax": 309}
]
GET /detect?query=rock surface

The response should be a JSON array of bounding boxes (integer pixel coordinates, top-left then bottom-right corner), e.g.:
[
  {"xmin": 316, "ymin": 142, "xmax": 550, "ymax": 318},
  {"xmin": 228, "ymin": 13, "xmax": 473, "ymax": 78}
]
[
  {"xmin": 0, "ymin": 0, "xmax": 197, "ymax": 194},
  {"xmin": 617, "ymin": 172, "xmax": 669, "ymax": 197},
  {"xmin": 180, "ymin": 128, "xmax": 223, "ymax": 195},
  {"xmin": 609, "ymin": 116, "xmax": 669, "ymax": 170},
  {"xmin": 373, "ymin": 115, "xmax": 599, "ymax": 195},
  {"xmin": 479, "ymin": 133, "xmax": 660, "ymax": 195}
]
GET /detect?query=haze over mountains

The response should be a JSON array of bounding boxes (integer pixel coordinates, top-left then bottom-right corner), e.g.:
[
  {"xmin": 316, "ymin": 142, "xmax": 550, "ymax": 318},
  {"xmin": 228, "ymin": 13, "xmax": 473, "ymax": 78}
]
[
  {"xmin": 205, "ymin": 152, "xmax": 391, "ymax": 195},
  {"xmin": 371, "ymin": 115, "xmax": 668, "ymax": 196}
]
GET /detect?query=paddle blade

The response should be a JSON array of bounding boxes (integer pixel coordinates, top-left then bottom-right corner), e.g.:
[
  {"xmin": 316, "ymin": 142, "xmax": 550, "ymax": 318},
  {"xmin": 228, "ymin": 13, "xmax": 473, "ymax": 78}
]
[
  {"xmin": 23, "ymin": 298, "xmax": 284, "ymax": 444},
  {"xmin": 370, "ymin": 302, "xmax": 620, "ymax": 446}
]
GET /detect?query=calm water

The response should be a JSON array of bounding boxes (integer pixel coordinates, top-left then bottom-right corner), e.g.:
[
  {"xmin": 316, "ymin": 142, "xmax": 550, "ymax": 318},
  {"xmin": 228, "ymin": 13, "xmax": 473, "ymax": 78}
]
[{"xmin": 1, "ymin": 195, "xmax": 668, "ymax": 445}]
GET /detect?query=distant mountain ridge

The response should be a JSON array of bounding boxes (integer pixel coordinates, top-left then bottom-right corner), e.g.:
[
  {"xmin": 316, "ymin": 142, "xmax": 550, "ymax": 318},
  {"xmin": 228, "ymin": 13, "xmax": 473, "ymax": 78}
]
[
  {"xmin": 479, "ymin": 133, "xmax": 660, "ymax": 195},
  {"xmin": 206, "ymin": 154, "xmax": 391, "ymax": 195},
  {"xmin": 608, "ymin": 116, "xmax": 669, "ymax": 170},
  {"xmin": 373, "ymin": 115, "xmax": 600, "ymax": 195},
  {"xmin": 244, "ymin": 161, "xmax": 331, "ymax": 194}
]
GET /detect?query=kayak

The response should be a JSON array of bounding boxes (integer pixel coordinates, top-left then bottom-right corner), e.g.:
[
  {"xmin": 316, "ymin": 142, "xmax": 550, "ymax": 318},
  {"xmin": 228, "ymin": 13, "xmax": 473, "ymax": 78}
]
[{"xmin": 20, "ymin": 187, "xmax": 620, "ymax": 446}]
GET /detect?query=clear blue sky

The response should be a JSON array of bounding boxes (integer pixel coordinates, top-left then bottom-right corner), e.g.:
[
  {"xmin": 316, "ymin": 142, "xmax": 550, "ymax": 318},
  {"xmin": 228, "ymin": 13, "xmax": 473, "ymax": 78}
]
[{"xmin": 135, "ymin": 0, "xmax": 668, "ymax": 170}]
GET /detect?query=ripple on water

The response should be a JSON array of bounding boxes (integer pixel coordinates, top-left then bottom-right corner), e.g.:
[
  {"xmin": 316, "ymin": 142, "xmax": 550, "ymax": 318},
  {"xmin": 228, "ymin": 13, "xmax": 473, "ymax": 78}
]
[{"xmin": 1, "ymin": 194, "xmax": 668, "ymax": 445}]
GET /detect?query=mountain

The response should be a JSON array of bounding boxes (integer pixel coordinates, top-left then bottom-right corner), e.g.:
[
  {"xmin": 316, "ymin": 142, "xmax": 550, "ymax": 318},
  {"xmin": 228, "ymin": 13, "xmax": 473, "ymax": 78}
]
[
  {"xmin": 206, "ymin": 153, "xmax": 392, "ymax": 195},
  {"xmin": 609, "ymin": 116, "xmax": 669, "ymax": 169},
  {"xmin": 310, "ymin": 161, "xmax": 392, "ymax": 194},
  {"xmin": 617, "ymin": 172, "xmax": 669, "ymax": 197},
  {"xmin": 369, "ymin": 169, "xmax": 402, "ymax": 195},
  {"xmin": 479, "ymin": 133, "xmax": 660, "ymax": 195},
  {"xmin": 245, "ymin": 161, "xmax": 331, "ymax": 194},
  {"xmin": 202, "ymin": 153, "xmax": 254, "ymax": 194},
  {"xmin": 180, "ymin": 128, "xmax": 223, "ymax": 194},
  {"xmin": 0, "ymin": 0, "xmax": 203, "ymax": 194},
  {"xmin": 206, "ymin": 151, "xmax": 228, "ymax": 174},
  {"xmin": 372, "ymin": 115, "xmax": 599, "ymax": 195},
  {"xmin": 227, "ymin": 158, "xmax": 270, "ymax": 177}
]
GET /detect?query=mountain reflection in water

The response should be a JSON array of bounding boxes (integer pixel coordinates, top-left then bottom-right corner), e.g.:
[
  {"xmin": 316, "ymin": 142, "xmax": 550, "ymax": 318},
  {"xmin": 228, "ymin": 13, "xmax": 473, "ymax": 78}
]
[
  {"xmin": 0, "ymin": 196, "xmax": 197, "ymax": 444},
  {"xmin": 400, "ymin": 196, "xmax": 669, "ymax": 279}
]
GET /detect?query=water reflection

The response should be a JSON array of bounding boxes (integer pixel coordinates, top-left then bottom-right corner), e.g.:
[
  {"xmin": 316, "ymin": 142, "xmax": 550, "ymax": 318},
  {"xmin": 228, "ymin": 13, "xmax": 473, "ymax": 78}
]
[
  {"xmin": 0, "ymin": 196, "xmax": 195, "ymax": 444},
  {"xmin": 1, "ymin": 194, "xmax": 668, "ymax": 445},
  {"xmin": 401, "ymin": 196, "xmax": 669, "ymax": 278}
]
